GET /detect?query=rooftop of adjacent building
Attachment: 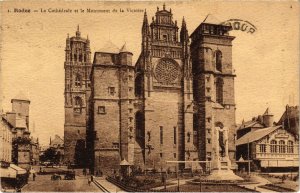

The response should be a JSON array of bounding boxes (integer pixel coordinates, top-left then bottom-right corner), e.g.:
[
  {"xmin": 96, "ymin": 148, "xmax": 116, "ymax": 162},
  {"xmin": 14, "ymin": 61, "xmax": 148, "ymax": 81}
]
[
  {"xmin": 95, "ymin": 40, "xmax": 132, "ymax": 55},
  {"xmin": 11, "ymin": 91, "xmax": 30, "ymax": 103},
  {"xmin": 237, "ymin": 107, "xmax": 274, "ymax": 130},
  {"xmin": 236, "ymin": 125, "xmax": 282, "ymax": 146},
  {"xmin": 278, "ymin": 105, "xmax": 299, "ymax": 123},
  {"xmin": 50, "ymin": 134, "xmax": 64, "ymax": 146}
]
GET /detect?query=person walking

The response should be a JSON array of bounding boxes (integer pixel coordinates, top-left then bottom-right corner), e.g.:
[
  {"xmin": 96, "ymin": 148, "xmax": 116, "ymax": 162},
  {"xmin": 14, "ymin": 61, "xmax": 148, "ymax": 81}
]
[
  {"xmin": 33, "ymin": 173, "xmax": 36, "ymax": 181},
  {"xmin": 88, "ymin": 178, "xmax": 91, "ymax": 186}
]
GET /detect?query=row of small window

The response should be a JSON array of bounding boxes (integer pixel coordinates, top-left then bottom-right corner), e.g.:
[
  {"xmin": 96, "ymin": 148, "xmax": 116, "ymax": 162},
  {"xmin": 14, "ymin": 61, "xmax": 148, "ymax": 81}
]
[
  {"xmin": 259, "ymin": 140, "xmax": 295, "ymax": 153},
  {"xmin": 159, "ymin": 153, "xmax": 177, "ymax": 159},
  {"xmin": 70, "ymin": 54, "xmax": 88, "ymax": 62},
  {"xmin": 74, "ymin": 75, "xmax": 91, "ymax": 88},
  {"xmin": 98, "ymin": 106, "xmax": 133, "ymax": 116},
  {"xmin": 159, "ymin": 126, "xmax": 178, "ymax": 145},
  {"xmin": 107, "ymin": 87, "xmax": 134, "ymax": 96}
]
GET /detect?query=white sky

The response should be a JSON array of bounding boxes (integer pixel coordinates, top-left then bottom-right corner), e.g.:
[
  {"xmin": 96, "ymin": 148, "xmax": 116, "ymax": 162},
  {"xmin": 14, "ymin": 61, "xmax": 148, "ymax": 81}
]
[{"xmin": 1, "ymin": 1, "xmax": 299, "ymax": 146}]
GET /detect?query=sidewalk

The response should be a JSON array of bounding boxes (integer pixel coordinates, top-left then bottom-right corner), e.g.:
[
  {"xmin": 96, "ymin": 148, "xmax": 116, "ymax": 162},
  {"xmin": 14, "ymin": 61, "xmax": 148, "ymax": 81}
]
[
  {"xmin": 94, "ymin": 177, "xmax": 127, "ymax": 193},
  {"xmin": 151, "ymin": 178, "xmax": 190, "ymax": 191},
  {"xmin": 238, "ymin": 174, "xmax": 277, "ymax": 193}
]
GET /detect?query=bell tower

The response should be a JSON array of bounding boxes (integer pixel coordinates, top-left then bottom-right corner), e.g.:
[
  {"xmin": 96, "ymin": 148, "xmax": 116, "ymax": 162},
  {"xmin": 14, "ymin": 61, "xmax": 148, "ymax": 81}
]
[
  {"xmin": 64, "ymin": 25, "xmax": 92, "ymax": 165},
  {"xmin": 190, "ymin": 15, "xmax": 237, "ymax": 169}
]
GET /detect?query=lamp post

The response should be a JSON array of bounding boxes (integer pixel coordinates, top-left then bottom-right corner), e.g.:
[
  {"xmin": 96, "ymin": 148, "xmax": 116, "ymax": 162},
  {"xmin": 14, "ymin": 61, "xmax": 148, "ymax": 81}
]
[{"xmin": 247, "ymin": 138, "xmax": 250, "ymax": 175}]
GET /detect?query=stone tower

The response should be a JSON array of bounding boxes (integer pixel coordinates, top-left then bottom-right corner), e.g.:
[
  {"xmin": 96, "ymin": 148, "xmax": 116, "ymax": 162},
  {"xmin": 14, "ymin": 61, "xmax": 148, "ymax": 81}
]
[
  {"xmin": 88, "ymin": 41, "xmax": 135, "ymax": 174},
  {"xmin": 190, "ymin": 15, "xmax": 236, "ymax": 169},
  {"xmin": 135, "ymin": 4, "xmax": 196, "ymax": 171},
  {"xmin": 11, "ymin": 92, "xmax": 30, "ymax": 129},
  {"xmin": 64, "ymin": 26, "xmax": 92, "ymax": 164}
]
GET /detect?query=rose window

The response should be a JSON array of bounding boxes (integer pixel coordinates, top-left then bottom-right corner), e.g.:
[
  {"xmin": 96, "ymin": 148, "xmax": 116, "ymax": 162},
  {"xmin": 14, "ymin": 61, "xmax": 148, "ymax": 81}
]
[{"xmin": 155, "ymin": 58, "xmax": 179, "ymax": 85}]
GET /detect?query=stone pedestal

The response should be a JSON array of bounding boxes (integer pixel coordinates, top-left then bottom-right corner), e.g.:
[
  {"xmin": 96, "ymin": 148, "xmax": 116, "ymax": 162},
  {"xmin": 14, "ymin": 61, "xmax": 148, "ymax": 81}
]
[{"xmin": 207, "ymin": 127, "xmax": 243, "ymax": 181}]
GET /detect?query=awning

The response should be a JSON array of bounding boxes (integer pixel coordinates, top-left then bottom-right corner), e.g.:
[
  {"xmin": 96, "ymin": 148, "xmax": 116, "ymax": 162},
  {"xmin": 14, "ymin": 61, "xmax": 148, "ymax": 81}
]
[{"xmin": 0, "ymin": 164, "xmax": 27, "ymax": 178}]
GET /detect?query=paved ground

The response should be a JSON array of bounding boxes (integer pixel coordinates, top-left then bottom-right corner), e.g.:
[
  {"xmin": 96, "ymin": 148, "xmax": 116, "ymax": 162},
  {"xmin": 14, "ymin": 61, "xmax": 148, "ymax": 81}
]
[
  {"xmin": 237, "ymin": 174, "xmax": 277, "ymax": 193},
  {"xmin": 22, "ymin": 167, "xmax": 102, "ymax": 192},
  {"xmin": 94, "ymin": 177, "xmax": 126, "ymax": 192}
]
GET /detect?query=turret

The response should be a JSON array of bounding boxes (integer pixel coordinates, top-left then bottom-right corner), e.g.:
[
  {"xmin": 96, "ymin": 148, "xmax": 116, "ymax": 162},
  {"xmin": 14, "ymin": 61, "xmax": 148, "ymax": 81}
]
[
  {"xmin": 65, "ymin": 34, "xmax": 71, "ymax": 62},
  {"xmin": 76, "ymin": 25, "xmax": 81, "ymax": 37},
  {"xmin": 180, "ymin": 17, "xmax": 189, "ymax": 43},
  {"xmin": 262, "ymin": 108, "xmax": 274, "ymax": 127},
  {"xmin": 142, "ymin": 10, "xmax": 149, "ymax": 38},
  {"xmin": 119, "ymin": 43, "xmax": 133, "ymax": 66}
]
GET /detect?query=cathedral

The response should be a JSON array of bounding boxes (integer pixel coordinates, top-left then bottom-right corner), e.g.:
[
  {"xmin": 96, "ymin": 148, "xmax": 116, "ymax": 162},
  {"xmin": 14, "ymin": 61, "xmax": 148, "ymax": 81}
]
[{"xmin": 64, "ymin": 4, "xmax": 236, "ymax": 174}]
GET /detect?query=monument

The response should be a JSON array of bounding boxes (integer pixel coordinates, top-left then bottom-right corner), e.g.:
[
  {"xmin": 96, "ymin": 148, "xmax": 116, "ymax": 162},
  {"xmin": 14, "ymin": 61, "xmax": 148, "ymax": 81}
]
[{"xmin": 207, "ymin": 126, "xmax": 243, "ymax": 181}]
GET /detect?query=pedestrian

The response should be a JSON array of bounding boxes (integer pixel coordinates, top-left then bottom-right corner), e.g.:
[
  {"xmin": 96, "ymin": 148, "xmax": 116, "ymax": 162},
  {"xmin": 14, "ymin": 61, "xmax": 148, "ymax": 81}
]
[
  {"xmin": 91, "ymin": 175, "xmax": 93, "ymax": 182},
  {"xmin": 88, "ymin": 179, "xmax": 91, "ymax": 186},
  {"xmin": 33, "ymin": 173, "xmax": 36, "ymax": 181}
]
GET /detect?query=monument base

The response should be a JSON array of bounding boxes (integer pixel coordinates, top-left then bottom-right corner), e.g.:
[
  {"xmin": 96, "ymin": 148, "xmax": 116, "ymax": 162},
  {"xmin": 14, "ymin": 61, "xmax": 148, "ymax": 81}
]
[{"xmin": 206, "ymin": 169, "xmax": 244, "ymax": 181}]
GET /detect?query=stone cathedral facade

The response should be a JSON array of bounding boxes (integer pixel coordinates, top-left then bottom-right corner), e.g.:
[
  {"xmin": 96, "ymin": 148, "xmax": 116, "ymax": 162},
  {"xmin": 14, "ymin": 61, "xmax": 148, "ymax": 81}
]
[{"xmin": 64, "ymin": 5, "xmax": 237, "ymax": 174}]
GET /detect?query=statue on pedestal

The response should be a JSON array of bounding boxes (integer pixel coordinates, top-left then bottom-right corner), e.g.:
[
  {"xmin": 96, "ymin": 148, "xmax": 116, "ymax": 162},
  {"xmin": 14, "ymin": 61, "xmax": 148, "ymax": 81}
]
[{"xmin": 207, "ymin": 124, "xmax": 243, "ymax": 181}]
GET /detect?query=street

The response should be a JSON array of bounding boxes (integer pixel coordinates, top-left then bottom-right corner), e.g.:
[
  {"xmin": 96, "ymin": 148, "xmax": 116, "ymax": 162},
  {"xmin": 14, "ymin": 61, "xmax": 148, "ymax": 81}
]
[{"xmin": 22, "ymin": 167, "xmax": 102, "ymax": 192}]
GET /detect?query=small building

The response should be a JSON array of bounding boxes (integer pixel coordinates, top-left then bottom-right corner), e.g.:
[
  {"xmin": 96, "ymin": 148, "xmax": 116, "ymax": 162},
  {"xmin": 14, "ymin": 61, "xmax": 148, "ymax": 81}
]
[
  {"xmin": 30, "ymin": 137, "xmax": 40, "ymax": 165},
  {"xmin": 2, "ymin": 93, "xmax": 32, "ymax": 170},
  {"xmin": 236, "ymin": 125, "xmax": 299, "ymax": 172},
  {"xmin": 0, "ymin": 116, "xmax": 13, "ymax": 164},
  {"xmin": 237, "ymin": 108, "xmax": 274, "ymax": 139},
  {"xmin": 0, "ymin": 114, "xmax": 27, "ymax": 189},
  {"xmin": 49, "ymin": 135, "xmax": 64, "ymax": 163}
]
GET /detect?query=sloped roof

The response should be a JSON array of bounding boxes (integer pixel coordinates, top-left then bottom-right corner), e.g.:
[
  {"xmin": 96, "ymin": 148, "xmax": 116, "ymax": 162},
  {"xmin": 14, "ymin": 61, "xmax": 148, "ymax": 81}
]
[
  {"xmin": 236, "ymin": 126, "xmax": 281, "ymax": 146},
  {"xmin": 12, "ymin": 91, "xmax": 30, "ymax": 102},
  {"xmin": 202, "ymin": 14, "xmax": 221, "ymax": 25},
  {"xmin": 120, "ymin": 159, "xmax": 131, "ymax": 166},
  {"xmin": 238, "ymin": 120, "xmax": 264, "ymax": 130},
  {"xmin": 212, "ymin": 102, "xmax": 224, "ymax": 109},
  {"xmin": 50, "ymin": 135, "xmax": 64, "ymax": 146},
  {"xmin": 263, "ymin": 107, "xmax": 273, "ymax": 116},
  {"xmin": 97, "ymin": 40, "xmax": 119, "ymax": 54},
  {"xmin": 119, "ymin": 43, "xmax": 131, "ymax": 53}
]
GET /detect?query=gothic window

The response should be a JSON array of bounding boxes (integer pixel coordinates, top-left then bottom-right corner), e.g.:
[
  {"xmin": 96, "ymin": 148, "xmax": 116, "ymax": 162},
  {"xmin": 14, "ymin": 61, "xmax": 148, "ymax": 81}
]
[
  {"xmin": 74, "ymin": 54, "xmax": 77, "ymax": 62},
  {"xmin": 279, "ymin": 140, "xmax": 285, "ymax": 153},
  {"xmin": 74, "ymin": 96, "xmax": 82, "ymax": 113},
  {"xmin": 155, "ymin": 58, "xmax": 180, "ymax": 85},
  {"xmin": 270, "ymin": 140, "xmax": 277, "ymax": 153},
  {"xmin": 79, "ymin": 54, "xmax": 82, "ymax": 62},
  {"xmin": 160, "ymin": 126, "xmax": 163, "ymax": 145},
  {"xmin": 216, "ymin": 78, "xmax": 223, "ymax": 104},
  {"xmin": 216, "ymin": 51, "xmax": 222, "ymax": 72},
  {"xmin": 135, "ymin": 74, "xmax": 143, "ymax": 97},
  {"xmin": 75, "ymin": 74, "xmax": 82, "ymax": 87},
  {"xmin": 135, "ymin": 111, "xmax": 144, "ymax": 144},
  {"xmin": 173, "ymin": 127, "xmax": 177, "ymax": 145},
  {"xmin": 287, "ymin": 141, "xmax": 294, "ymax": 153}
]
